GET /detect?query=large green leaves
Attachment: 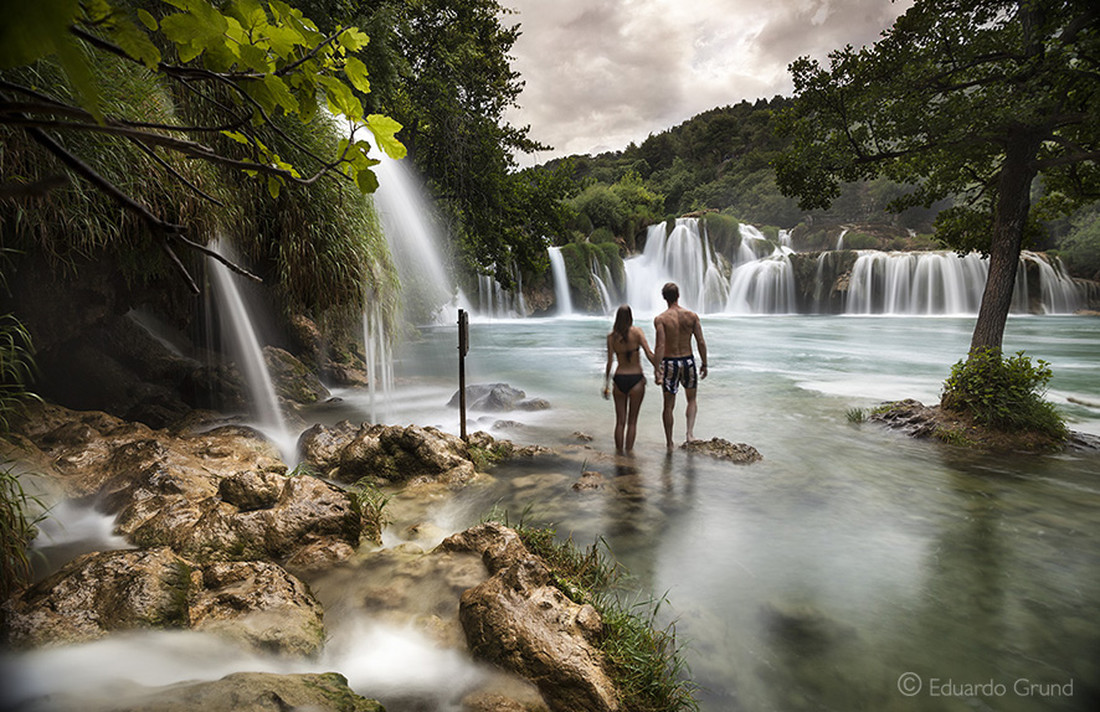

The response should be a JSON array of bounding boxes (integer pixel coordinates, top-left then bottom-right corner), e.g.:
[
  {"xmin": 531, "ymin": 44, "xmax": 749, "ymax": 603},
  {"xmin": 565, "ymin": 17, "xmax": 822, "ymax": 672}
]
[{"xmin": 4, "ymin": 0, "xmax": 404, "ymax": 195}]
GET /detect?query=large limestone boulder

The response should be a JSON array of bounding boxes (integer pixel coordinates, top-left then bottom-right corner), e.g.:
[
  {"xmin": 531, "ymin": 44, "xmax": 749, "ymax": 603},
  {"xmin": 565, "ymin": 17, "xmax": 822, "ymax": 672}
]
[
  {"xmin": 441, "ymin": 523, "xmax": 621, "ymax": 712},
  {"xmin": 2, "ymin": 548, "xmax": 325, "ymax": 655},
  {"xmin": 298, "ymin": 421, "xmax": 476, "ymax": 485},
  {"xmin": 16, "ymin": 672, "xmax": 383, "ymax": 712}
]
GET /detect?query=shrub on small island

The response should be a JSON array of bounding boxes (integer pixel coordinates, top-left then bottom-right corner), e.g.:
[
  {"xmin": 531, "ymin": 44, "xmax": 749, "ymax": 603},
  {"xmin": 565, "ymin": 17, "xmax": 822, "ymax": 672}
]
[{"xmin": 940, "ymin": 349, "xmax": 1067, "ymax": 440}]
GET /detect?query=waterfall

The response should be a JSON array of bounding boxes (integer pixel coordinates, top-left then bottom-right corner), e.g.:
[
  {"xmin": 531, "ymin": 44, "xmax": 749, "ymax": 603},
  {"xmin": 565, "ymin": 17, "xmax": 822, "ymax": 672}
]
[
  {"xmin": 836, "ymin": 228, "xmax": 849, "ymax": 251},
  {"xmin": 372, "ymin": 155, "xmax": 456, "ymax": 324},
  {"xmin": 548, "ymin": 247, "xmax": 573, "ymax": 314},
  {"xmin": 1025, "ymin": 251, "xmax": 1082, "ymax": 313},
  {"xmin": 206, "ymin": 240, "xmax": 290, "ymax": 450},
  {"xmin": 623, "ymin": 219, "xmax": 730, "ymax": 313},
  {"xmin": 590, "ymin": 258, "xmax": 614, "ymax": 314},
  {"xmin": 547, "ymin": 217, "xmax": 1084, "ymax": 317},
  {"xmin": 362, "ymin": 299, "xmax": 394, "ymax": 422},
  {"xmin": 726, "ymin": 255, "xmax": 797, "ymax": 314},
  {"xmin": 845, "ymin": 251, "xmax": 990, "ymax": 314}
]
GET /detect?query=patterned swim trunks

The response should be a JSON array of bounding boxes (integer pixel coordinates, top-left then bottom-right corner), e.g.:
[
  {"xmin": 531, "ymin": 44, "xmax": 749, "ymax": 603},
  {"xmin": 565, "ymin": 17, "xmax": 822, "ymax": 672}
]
[{"xmin": 660, "ymin": 355, "xmax": 698, "ymax": 394}]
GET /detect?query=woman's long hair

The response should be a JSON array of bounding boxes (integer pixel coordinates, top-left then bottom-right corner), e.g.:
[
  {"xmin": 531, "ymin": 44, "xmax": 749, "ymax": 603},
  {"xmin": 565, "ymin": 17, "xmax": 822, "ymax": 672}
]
[{"xmin": 612, "ymin": 305, "xmax": 632, "ymax": 342}]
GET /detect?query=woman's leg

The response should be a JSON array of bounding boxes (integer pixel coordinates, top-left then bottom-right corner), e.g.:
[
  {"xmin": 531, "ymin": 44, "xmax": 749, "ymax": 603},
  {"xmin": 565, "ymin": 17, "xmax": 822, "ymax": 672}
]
[
  {"xmin": 612, "ymin": 384, "xmax": 629, "ymax": 453},
  {"xmin": 624, "ymin": 381, "xmax": 645, "ymax": 452}
]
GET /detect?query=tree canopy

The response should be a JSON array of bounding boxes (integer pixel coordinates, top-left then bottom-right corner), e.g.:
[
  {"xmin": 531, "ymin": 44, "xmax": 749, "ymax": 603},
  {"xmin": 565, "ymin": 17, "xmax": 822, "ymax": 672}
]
[
  {"xmin": 775, "ymin": 0, "xmax": 1100, "ymax": 351},
  {"xmin": 0, "ymin": 0, "xmax": 405, "ymax": 291}
]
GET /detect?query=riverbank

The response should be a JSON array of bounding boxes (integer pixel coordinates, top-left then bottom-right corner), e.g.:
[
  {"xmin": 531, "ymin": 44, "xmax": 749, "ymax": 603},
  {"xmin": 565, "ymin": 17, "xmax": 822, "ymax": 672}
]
[{"xmin": 0, "ymin": 400, "xmax": 699, "ymax": 712}]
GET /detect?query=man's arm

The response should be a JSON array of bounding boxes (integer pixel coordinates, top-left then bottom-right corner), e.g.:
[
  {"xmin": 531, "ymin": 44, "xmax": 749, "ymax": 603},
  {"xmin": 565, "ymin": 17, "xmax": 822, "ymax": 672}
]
[
  {"xmin": 653, "ymin": 318, "xmax": 665, "ymax": 383},
  {"xmin": 693, "ymin": 315, "xmax": 708, "ymax": 379}
]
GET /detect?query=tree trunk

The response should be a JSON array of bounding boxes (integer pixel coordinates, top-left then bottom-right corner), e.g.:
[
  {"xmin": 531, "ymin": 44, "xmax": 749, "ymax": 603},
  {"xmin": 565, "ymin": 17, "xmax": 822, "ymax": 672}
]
[{"xmin": 969, "ymin": 129, "xmax": 1041, "ymax": 354}]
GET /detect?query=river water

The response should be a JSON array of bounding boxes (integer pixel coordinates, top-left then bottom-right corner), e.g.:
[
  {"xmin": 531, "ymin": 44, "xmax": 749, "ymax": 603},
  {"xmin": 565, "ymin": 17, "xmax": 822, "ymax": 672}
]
[
  {"xmin": 350, "ymin": 313, "xmax": 1100, "ymax": 711},
  {"xmin": 8, "ymin": 314, "xmax": 1099, "ymax": 711}
]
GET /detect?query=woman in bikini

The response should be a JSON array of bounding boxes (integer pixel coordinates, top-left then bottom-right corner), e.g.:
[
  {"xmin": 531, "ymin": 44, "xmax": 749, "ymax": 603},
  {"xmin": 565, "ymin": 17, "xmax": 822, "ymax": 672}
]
[{"xmin": 602, "ymin": 304, "xmax": 658, "ymax": 454}]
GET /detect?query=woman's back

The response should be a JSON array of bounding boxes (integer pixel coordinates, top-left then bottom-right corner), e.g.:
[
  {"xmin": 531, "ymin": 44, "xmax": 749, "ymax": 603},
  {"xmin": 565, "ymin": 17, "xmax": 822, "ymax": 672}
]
[{"xmin": 609, "ymin": 326, "xmax": 645, "ymax": 372}]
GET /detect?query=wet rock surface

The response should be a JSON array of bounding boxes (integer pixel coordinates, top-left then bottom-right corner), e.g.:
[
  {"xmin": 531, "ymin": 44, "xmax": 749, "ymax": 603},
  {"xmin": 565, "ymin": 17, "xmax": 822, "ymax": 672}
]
[
  {"xmin": 15, "ymin": 672, "xmax": 384, "ymax": 712},
  {"xmin": 7, "ymin": 402, "xmax": 361, "ymax": 566},
  {"xmin": 444, "ymin": 523, "xmax": 621, "ymax": 712},
  {"xmin": 2, "ymin": 548, "xmax": 325, "ymax": 655},
  {"xmin": 298, "ymin": 421, "xmax": 477, "ymax": 485},
  {"xmin": 681, "ymin": 437, "xmax": 764, "ymax": 463}
]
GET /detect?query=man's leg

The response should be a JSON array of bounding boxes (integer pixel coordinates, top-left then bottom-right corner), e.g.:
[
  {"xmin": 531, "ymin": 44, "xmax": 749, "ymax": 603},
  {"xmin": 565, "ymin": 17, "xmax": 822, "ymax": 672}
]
[
  {"xmin": 684, "ymin": 387, "xmax": 698, "ymax": 442},
  {"xmin": 662, "ymin": 390, "xmax": 676, "ymax": 450}
]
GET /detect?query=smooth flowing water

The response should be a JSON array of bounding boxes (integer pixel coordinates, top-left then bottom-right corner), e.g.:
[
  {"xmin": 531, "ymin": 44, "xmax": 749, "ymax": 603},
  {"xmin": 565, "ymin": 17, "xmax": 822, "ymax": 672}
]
[
  {"xmin": 8, "ymin": 315, "xmax": 1099, "ymax": 712},
  {"xmin": 348, "ymin": 313, "xmax": 1100, "ymax": 711}
]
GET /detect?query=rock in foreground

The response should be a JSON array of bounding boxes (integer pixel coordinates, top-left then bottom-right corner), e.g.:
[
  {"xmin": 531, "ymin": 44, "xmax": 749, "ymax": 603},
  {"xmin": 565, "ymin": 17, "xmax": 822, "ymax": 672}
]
[
  {"xmin": 2, "ymin": 548, "xmax": 325, "ymax": 655},
  {"xmin": 15, "ymin": 672, "xmax": 382, "ymax": 712},
  {"xmin": 442, "ymin": 522, "xmax": 621, "ymax": 712}
]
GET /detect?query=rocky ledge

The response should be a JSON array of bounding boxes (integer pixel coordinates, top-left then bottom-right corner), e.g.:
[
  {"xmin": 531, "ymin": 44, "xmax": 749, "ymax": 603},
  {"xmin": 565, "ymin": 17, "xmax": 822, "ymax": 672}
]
[{"xmin": 869, "ymin": 399, "xmax": 1100, "ymax": 453}]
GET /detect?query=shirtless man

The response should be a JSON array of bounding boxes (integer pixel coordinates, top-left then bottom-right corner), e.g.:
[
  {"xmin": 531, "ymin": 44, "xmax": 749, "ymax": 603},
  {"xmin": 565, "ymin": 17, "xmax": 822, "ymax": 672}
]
[{"xmin": 653, "ymin": 282, "xmax": 708, "ymax": 450}]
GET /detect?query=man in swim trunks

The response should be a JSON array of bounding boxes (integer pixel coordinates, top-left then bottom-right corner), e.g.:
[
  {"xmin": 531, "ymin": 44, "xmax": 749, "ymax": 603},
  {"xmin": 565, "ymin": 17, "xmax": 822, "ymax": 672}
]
[{"xmin": 653, "ymin": 282, "xmax": 708, "ymax": 450}]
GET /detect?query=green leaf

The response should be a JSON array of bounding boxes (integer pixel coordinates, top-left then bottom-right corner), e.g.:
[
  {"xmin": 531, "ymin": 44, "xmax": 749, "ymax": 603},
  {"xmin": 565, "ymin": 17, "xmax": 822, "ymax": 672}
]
[
  {"xmin": 137, "ymin": 8, "xmax": 158, "ymax": 31},
  {"xmin": 367, "ymin": 114, "xmax": 406, "ymax": 159},
  {"xmin": 355, "ymin": 166, "xmax": 379, "ymax": 193},
  {"xmin": 344, "ymin": 56, "xmax": 371, "ymax": 94},
  {"xmin": 337, "ymin": 27, "xmax": 369, "ymax": 52},
  {"xmin": 107, "ymin": 14, "xmax": 162, "ymax": 69},
  {"xmin": 266, "ymin": 175, "xmax": 281, "ymax": 199},
  {"xmin": 318, "ymin": 75, "xmax": 362, "ymax": 120}
]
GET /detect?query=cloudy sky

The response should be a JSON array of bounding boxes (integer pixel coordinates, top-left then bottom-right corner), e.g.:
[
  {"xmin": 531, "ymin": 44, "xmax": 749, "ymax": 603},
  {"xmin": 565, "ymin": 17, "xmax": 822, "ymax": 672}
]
[{"xmin": 502, "ymin": 0, "xmax": 914, "ymax": 166}]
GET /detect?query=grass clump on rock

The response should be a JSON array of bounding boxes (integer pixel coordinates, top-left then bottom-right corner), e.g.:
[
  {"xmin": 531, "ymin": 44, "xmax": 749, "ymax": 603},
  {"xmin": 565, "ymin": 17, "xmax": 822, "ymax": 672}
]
[{"xmin": 506, "ymin": 517, "xmax": 699, "ymax": 712}]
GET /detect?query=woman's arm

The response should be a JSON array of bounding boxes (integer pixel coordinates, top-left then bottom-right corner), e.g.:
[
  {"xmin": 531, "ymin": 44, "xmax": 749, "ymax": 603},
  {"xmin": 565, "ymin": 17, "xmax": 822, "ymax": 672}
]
[
  {"xmin": 603, "ymin": 333, "xmax": 613, "ymax": 398},
  {"xmin": 637, "ymin": 327, "xmax": 658, "ymax": 368}
]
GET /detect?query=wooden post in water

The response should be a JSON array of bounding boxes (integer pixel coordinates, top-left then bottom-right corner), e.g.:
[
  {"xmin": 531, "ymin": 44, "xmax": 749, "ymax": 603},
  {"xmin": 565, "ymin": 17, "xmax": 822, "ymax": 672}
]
[{"xmin": 458, "ymin": 309, "xmax": 469, "ymax": 441}]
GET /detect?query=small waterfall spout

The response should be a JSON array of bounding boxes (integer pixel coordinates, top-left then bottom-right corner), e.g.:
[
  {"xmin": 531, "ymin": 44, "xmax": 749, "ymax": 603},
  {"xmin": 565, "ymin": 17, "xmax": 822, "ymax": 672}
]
[{"xmin": 207, "ymin": 240, "xmax": 292, "ymax": 458}]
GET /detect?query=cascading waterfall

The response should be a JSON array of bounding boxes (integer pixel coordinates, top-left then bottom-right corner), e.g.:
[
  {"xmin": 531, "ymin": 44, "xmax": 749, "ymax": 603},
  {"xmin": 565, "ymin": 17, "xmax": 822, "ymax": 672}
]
[
  {"xmin": 372, "ymin": 155, "xmax": 458, "ymax": 324},
  {"xmin": 550, "ymin": 217, "xmax": 1085, "ymax": 317},
  {"xmin": 206, "ymin": 239, "xmax": 291, "ymax": 455},
  {"xmin": 726, "ymin": 255, "xmax": 797, "ymax": 314},
  {"xmin": 1028, "ymin": 251, "xmax": 1083, "ymax": 313},
  {"xmin": 625, "ymin": 219, "xmax": 730, "ymax": 313},
  {"xmin": 590, "ymin": 257, "xmax": 615, "ymax": 314},
  {"xmin": 548, "ymin": 247, "xmax": 573, "ymax": 314},
  {"xmin": 836, "ymin": 228, "xmax": 849, "ymax": 251}
]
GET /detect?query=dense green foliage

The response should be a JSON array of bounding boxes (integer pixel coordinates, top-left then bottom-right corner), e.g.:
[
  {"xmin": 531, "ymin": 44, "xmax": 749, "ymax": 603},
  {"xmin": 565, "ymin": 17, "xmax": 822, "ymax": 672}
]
[
  {"xmin": 1, "ymin": 0, "xmax": 399, "ymax": 332},
  {"xmin": 941, "ymin": 349, "xmax": 1067, "ymax": 439},
  {"xmin": 775, "ymin": 0, "xmax": 1100, "ymax": 351},
  {"xmin": 310, "ymin": 0, "xmax": 575, "ymax": 286},
  {"xmin": 509, "ymin": 520, "xmax": 698, "ymax": 712}
]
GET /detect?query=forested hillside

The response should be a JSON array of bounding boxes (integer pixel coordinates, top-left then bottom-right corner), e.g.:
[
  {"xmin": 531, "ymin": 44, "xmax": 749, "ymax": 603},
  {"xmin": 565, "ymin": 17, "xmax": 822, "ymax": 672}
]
[{"xmin": 535, "ymin": 97, "xmax": 1100, "ymax": 281}]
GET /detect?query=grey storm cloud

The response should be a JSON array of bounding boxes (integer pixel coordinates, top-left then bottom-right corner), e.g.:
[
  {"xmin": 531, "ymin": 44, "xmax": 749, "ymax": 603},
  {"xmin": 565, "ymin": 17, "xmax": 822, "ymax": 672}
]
[{"xmin": 503, "ymin": 0, "xmax": 912, "ymax": 166}]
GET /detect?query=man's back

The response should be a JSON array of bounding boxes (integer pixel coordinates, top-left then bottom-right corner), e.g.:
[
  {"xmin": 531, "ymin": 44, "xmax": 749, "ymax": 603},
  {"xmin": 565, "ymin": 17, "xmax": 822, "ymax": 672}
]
[{"xmin": 654, "ymin": 305, "xmax": 699, "ymax": 358}]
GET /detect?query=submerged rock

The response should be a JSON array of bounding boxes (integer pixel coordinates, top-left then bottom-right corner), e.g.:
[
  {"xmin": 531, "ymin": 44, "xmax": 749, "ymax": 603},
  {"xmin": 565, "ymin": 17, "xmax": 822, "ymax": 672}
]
[
  {"xmin": 443, "ymin": 523, "xmax": 621, "ymax": 712},
  {"xmin": 15, "ymin": 672, "xmax": 383, "ymax": 712},
  {"xmin": 449, "ymin": 383, "xmax": 551, "ymax": 412},
  {"xmin": 2, "ymin": 548, "xmax": 325, "ymax": 655},
  {"xmin": 681, "ymin": 437, "xmax": 763, "ymax": 463}
]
